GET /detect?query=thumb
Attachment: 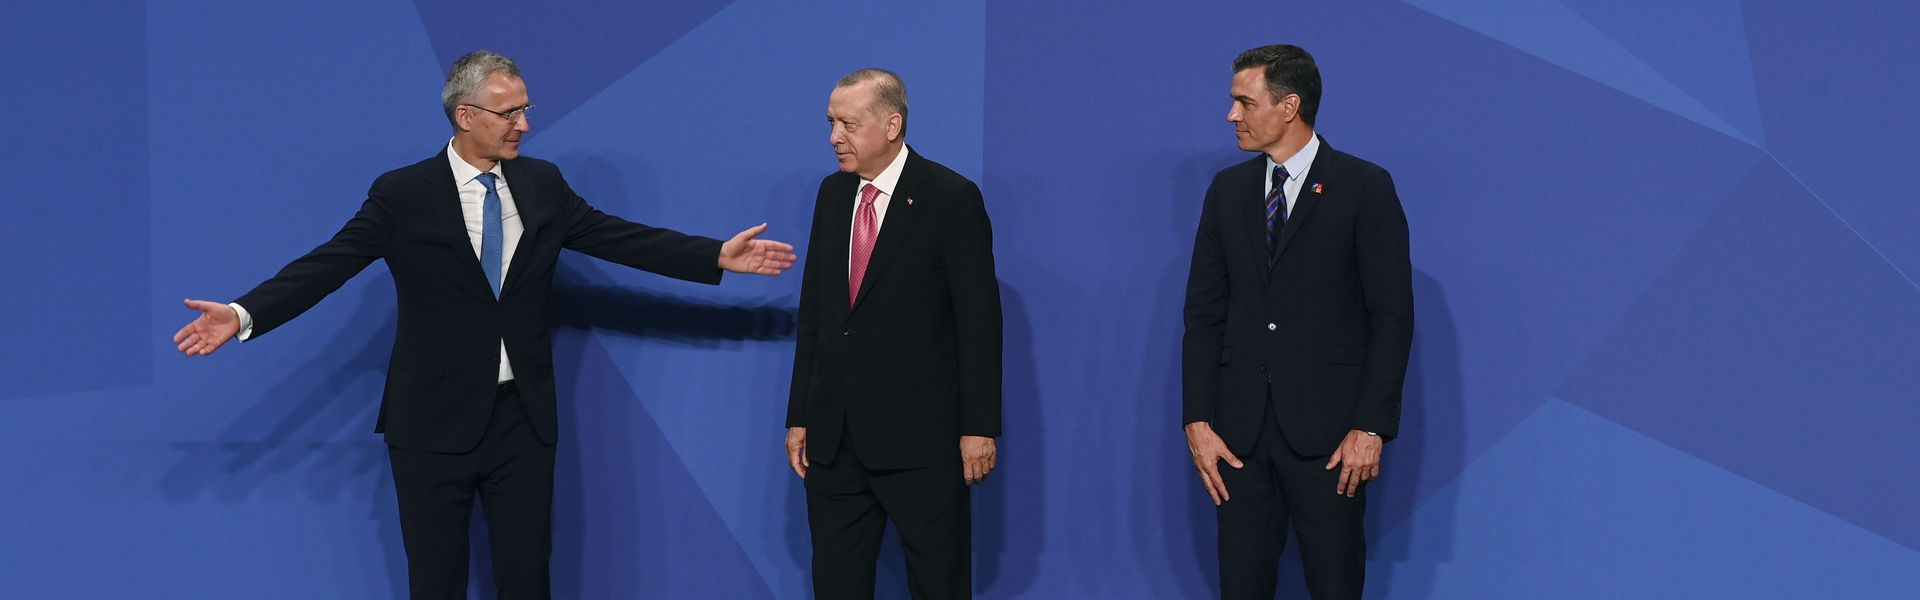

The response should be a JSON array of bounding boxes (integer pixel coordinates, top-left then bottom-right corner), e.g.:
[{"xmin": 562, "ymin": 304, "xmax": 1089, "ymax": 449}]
[
  {"xmin": 183, "ymin": 298, "xmax": 222, "ymax": 313},
  {"xmin": 1325, "ymin": 452, "xmax": 1342, "ymax": 470},
  {"xmin": 1223, "ymin": 450, "xmax": 1244, "ymax": 470},
  {"xmin": 737, "ymin": 222, "xmax": 769, "ymax": 241}
]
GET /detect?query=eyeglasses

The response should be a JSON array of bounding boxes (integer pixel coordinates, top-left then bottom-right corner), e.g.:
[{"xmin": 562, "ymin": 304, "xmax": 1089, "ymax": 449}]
[{"xmin": 464, "ymin": 103, "xmax": 534, "ymax": 123}]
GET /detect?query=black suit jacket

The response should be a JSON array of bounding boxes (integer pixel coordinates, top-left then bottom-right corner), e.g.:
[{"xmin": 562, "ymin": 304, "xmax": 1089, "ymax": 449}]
[
  {"xmin": 787, "ymin": 148, "xmax": 1002, "ymax": 470},
  {"xmin": 234, "ymin": 149, "xmax": 723, "ymax": 453},
  {"xmin": 1182, "ymin": 137, "xmax": 1413, "ymax": 457}
]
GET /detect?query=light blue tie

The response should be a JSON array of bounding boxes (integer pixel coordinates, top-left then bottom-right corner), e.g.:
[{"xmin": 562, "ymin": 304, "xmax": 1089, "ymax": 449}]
[{"xmin": 476, "ymin": 173, "xmax": 503, "ymax": 298}]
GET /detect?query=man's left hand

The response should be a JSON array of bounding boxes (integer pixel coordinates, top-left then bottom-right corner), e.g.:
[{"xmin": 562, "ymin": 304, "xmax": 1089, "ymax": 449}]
[
  {"xmin": 961, "ymin": 435, "xmax": 997, "ymax": 485},
  {"xmin": 1324, "ymin": 430, "xmax": 1382, "ymax": 498},
  {"xmin": 718, "ymin": 223, "xmax": 798, "ymax": 275}
]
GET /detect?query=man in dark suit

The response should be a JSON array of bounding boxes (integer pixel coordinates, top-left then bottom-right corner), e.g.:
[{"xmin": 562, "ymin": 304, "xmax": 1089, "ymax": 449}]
[
  {"xmin": 169, "ymin": 50, "xmax": 796, "ymax": 600},
  {"xmin": 1181, "ymin": 44, "xmax": 1414, "ymax": 600},
  {"xmin": 784, "ymin": 68, "xmax": 1002, "ymax": 600}
]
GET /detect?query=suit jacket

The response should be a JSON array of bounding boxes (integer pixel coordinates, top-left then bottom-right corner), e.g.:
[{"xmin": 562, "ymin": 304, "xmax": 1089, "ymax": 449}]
[
  {"xmin": 1182, "ymin": 136, "xmax": 1413, "ymax": 457},
  {"xmin": 786, "ymin": 147, "xmax": 1002, "ymax": 470},
  {"xmin": 233, "ymin": 149, "xmax": 723, "ymax": 453}
]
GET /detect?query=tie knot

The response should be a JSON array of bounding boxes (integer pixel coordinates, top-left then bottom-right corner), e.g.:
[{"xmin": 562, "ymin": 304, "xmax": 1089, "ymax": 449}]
[
  {"xmin": 476, "ymin": 172, "xmax": 498, "ymax": 193},
  {"xmin": 1272, "ymin": 165, "xmax": 1289, "ymax": 187},
  {"xmin": 859, "ymin": 183, "xmax": 881, "ymax": 205}
]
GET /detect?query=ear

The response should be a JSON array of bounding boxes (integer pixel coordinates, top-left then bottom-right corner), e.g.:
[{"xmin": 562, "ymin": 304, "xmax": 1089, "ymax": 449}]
[
  {"xmin": 454, "ymin": 106, "xmax": 474, "ymax": 133},
  {"xmin": 886, "ymin": 112, "xmax": 903, "ymax": 143},
  {"xmin": 1280, "ymin": 93, "xmax": 1302, "ymax": 124}
]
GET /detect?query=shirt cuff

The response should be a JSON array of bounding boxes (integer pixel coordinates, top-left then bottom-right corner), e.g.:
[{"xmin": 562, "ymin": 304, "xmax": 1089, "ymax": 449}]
[{"xmin": 229, "ymin": 302, "xmax": 255, "ymax": 341}]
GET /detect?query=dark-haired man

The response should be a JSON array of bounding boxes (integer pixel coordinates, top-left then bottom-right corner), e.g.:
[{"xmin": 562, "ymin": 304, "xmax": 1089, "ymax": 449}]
[{"xmin": 1181, "ymin": 44, "xmax": 1413, "ymax": 599}]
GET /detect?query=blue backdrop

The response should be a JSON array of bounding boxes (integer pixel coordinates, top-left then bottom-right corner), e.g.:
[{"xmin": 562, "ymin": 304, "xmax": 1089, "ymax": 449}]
[{"xmin": 5, "ymin": 1, "xmax": 1918, "ymax": 598}]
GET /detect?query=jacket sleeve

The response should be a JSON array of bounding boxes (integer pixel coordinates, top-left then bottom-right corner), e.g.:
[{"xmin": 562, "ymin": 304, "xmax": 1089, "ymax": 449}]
[
  {"xmin": 231, "ymin": 192, "xmax": 392, "ymax": 339},
  {"xmin": 786, "ymin": 180, "xmax": 833, "ymax": 428},
  {"xmin": 555, "ymin": 168, "xmax": 724, "ymax": 285},
  {"xmin": 1351, "ymin": 167, "xmax": 1414, "ymax": 440},
  {"xmin": 944, "ymin": 180, "xmax": 1004, "ymax": 437},
  {"xmin": 1181, "ymin": 175, "xmax": 1231, "ymax": 426}
]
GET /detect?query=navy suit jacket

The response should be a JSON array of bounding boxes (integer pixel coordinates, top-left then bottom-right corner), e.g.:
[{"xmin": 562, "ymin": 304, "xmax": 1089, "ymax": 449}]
[
  {"xmin": 1182, "ymin": 137, "xmax": 1414, "ymax": 457},
  {"xmin": 234, "ymin": 149, "xmax": 723, "ymax": 453}
]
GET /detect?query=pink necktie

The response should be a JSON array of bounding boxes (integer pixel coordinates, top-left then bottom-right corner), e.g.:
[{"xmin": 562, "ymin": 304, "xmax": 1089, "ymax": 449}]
[{"xmin": 849, "ymin": 183, "xmax": 880, "ymax": 306}]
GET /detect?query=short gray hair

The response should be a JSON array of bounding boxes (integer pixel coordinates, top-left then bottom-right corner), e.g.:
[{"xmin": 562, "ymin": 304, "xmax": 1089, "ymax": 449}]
[
  {"xmin": 442, "ymin": 50, "xmax": 521, "ymax": 125},
  {"xmin": 836, "ymin": 68, "xmax": 909, "ymax": 137}
]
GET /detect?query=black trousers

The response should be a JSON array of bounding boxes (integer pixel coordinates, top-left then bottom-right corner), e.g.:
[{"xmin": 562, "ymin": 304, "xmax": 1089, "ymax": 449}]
[
  {"xmin": 387, "ymin": 381, "xmax": 556, "ymax": 600},
  {"xmin": 1215, "ymin": 400, "xmax": 1367, "ymax": 600},
  {"xmin": 805, "ymin": 437, "xmax": 971, "ymax": 600}
]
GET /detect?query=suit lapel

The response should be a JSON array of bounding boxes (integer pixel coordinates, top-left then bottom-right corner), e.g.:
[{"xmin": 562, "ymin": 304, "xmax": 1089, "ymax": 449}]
[
  {"xmin": 851, "ymin": 149, "xmax": 922, "ymax": 312},
  {"xmin": 1269, "ymin": 137, "xmax": 1333, "ymax": 268},
  {"xmin": 498, "ymin": 159, "xmax": 545, "ymax": 299},
  {"xmin": 822, "ymin": 173, "xmax": 858, "ymax": 321},
  {"xmin": 427, "ymin": 152, "xmax": 491, "ymax": 297}
]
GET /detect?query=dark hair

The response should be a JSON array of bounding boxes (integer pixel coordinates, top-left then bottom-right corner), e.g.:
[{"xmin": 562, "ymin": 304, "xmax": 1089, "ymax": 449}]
[{"xmin": 1232, "ymin": 44, "xmax": 1321, "ymax": 127}]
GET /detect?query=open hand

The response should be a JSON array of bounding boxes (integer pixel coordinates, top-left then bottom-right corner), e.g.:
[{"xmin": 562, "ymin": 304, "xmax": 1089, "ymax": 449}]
[{"xmin": 719, "ymin": 223, "xmax": 797, "ymax": 275}]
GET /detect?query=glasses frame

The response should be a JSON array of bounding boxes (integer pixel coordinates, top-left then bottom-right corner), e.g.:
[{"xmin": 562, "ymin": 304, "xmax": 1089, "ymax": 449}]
[{"xmin": 463, "ymin": 103, "xmax": 534, "ymax": 123}]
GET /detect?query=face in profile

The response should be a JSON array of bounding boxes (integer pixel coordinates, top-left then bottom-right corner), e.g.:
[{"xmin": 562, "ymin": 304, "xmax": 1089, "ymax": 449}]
[
  {"xmin": 461, "ymin": 72, "xmax": 531, "ymax": 162},
  {"xmin": 828, "ymin": 81, "xmax": 899, "ymax": 178},
  {"xmin": 1228, "ymin": 67, "xmax": 1294, "ymax": 155}
]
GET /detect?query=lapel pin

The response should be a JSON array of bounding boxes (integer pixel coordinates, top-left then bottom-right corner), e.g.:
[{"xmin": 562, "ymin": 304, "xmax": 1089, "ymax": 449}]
[
  {"xmin": 1312, "ymin": 183, "xmax": 1324, "ymax": 194},
  {"xmin": 906, "ymin": 197, "xmax": 914, "ymax": 206}
]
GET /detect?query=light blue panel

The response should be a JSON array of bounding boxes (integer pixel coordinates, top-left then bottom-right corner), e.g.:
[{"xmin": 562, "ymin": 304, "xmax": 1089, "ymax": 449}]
[
  {"xmin": 1403, "ymin": 0, "xmax": 1756, "ymax": 145},
  {"xmin": 1370, "ymin": 399, "xmax": 1920, "ymax": 599},
  {"xmin": 525, "ymin": 0, "xmax": 983, "ymax": 595},
  {"xmin": 1557, "ymin": 0, "xmax": 1764, "ymax": 145}
]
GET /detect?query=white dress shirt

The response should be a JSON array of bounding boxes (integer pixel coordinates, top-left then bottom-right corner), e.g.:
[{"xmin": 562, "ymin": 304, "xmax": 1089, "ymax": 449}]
[
  {"xmin": 232, "ymin": 139, "xmax": 526, "ymax": 383},
  {"xmin": 1264, "ymin": 133, "xmax": 1322, "ymax": 218},
  {"xmin": 849, "ymin": 144, "xmax": 911, "ymax": 271}
]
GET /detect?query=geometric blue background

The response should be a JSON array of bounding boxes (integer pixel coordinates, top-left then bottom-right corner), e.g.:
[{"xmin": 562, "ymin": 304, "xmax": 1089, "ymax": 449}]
[{"xmin": 3, "ymin": 1, "xmax": 1916, "ymax": 597}]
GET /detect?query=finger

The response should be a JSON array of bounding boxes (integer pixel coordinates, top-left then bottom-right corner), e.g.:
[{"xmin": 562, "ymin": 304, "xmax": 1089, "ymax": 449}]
[
  {"xmin": 1206, "ymin": 463, "xmax": 1230, "ymax": 503},
  {"xmin": 1222, "ymin": 450, "xmax": 1244, "ymax": 470},
  {"xmin": 1325, "ymin": 452, "xmax": 1343, "ymax": 470},
  {"xmin": 1199, "ymin": 471, "xmax": 1221, "ymax": 506},
  {"xmin": 173, "ymin": 323, "xmax": 193, "ymax": 344},
  {"xmin": 753, "ymin": 240, "xmax": 796, "ymax": 253},
  {"xmin": 177, "ymin": 334, "xmax": 197, "ymax": 353}
]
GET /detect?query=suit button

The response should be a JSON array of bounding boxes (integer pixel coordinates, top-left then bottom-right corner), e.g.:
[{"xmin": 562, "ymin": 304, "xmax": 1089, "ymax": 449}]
[
  {"xmin": 1267, "ymin": 323, "xmax": 1277, "ymax": 331},
  {"xmin": 842, "ymin": 330, "xmax": 851, "ymax": 336},
  {"xmin": 1259, "ymin": 366, "xmax": 1268, "ymax": 373}
]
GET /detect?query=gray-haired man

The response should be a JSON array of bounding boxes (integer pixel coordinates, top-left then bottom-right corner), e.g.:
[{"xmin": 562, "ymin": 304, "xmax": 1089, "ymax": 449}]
[{"xmin": 172, "ymin": 50, "xmax": 797, "ymax": 599}]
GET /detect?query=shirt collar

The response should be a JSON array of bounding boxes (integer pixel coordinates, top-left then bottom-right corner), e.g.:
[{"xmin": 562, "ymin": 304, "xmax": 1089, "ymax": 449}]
[
  {"xmin": 861, "ymin": 144, "xmax": 911, "ymax": 197},
  {"xmin": 447, "ymin": 138, "xmax": 505, "ymax": 186},
  {"xmin": 1266, "ymin": 133, "xmax": 1321, "ymax": 183}
]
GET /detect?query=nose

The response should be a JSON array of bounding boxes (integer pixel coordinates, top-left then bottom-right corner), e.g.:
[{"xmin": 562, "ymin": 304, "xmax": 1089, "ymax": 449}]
[
  {"xmin": 514, "ymin": 114, "xmax": 531, "ymax": 132},
  {"xmin": 1227, "ymin": 104, "xmax": 1241, "ymax": 123}
]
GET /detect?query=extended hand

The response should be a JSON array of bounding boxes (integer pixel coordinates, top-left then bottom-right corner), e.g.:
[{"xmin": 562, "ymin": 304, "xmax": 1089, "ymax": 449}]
[
  {"xmin": 1324, "ymin": 430, "xmax": 1382, "ymax": 497},
  {"xmin": 961, "ymin": 435, "xmax": 997, "ymax": 485},
  {"xmin": 785, "ymin": 427, "xmax": 809, "ymax": 478},
  {"xmin": 1185, "ymin": 422, "xmax": 1243, "ymax": 506},
  {"xmin": 173, "ymin": 299, "xmax": 241, "ymax": 357},
  {"xmin": 718, "ymin": 223, "xmax": 797, "ymax": 275}
]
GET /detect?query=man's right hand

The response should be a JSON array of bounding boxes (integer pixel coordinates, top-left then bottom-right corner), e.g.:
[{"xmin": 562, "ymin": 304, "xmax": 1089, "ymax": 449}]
[
  {"xmin": 1185, "ymin": 421, "xmax": 1243, "ymax": 506},
  {"xmin": 785, "ymin": 427, "xmax": 809, "ymax": 479},
  {"xmin": 173, "ymin": 299, "xmax": 241, "ymax": 357}
]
